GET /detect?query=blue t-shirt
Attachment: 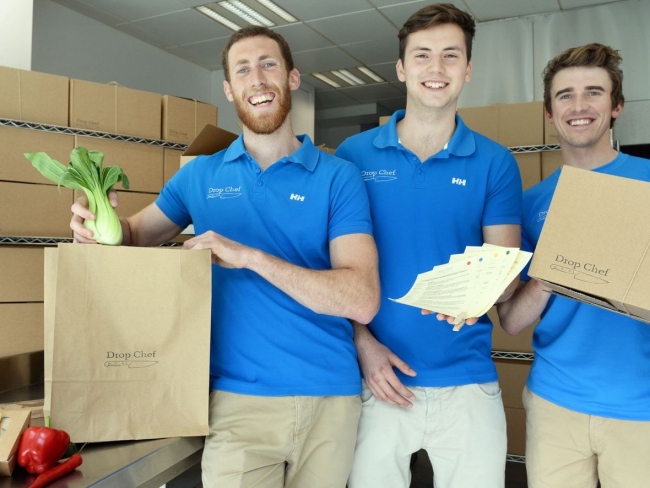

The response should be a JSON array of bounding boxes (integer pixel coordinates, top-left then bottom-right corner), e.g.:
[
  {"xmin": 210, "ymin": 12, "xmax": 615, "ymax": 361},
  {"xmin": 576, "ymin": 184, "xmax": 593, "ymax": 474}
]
[
  {"xmin": 156, "ymin": 134, "xmax": 373, "ymax": 396},
  {"xmin": 336, "ymin": 110, "xmax": 522, "ymax": 387},
  {"xmin": 522, "ymin": 152, "xmax": 650, "ymax": 420}
]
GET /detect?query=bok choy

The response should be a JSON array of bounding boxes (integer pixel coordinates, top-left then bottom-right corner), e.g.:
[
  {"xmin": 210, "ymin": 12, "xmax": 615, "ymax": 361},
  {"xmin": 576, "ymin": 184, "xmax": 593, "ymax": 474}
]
[{"xmin": 25, "ymin": 147, "xmax": 130, "ymax": 245}]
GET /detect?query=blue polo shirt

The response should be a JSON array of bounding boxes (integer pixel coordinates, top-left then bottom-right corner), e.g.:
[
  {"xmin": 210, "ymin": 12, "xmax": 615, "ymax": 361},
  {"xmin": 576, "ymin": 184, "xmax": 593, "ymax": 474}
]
[
  {"xmin": 336, "ymin": 110, "xmax": 522, "ymax": 387},
  {"xmin": 522, "ymin": 152, "xmax": 650, "ymax": 420},
  {"xmin": 156, "ymin": 134, "xmax": 373, "ymax": 396}
]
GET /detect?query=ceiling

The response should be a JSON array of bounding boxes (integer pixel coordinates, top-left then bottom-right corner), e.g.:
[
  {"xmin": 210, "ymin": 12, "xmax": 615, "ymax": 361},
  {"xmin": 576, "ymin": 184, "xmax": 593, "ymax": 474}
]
[{"xmin": 51, "ymin": 0, "xmax": 625, "ymax": 128}]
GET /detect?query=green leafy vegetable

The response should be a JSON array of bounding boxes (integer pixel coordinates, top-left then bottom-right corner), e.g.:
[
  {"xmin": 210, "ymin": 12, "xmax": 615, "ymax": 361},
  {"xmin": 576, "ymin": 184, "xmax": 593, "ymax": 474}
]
[{"xmin": 25, "ymin": 147, "xmax": 130, "ymax": 245}]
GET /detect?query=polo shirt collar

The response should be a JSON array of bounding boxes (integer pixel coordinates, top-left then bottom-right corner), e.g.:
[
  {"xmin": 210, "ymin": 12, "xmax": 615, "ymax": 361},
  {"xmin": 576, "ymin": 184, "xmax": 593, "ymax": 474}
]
[
  {"xmin": 224, "ymin": 133, "xmax": 319, "ymax": 171},
  {"xmin": 373, "ymin": 109, "xmax": 477, "ymax": 157}
]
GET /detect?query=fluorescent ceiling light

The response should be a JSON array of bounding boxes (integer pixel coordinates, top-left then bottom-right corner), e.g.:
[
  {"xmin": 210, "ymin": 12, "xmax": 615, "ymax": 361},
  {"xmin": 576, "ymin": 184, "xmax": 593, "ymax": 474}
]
[
  {"xmin": 195, "ymin": 5, "xmax": 241, "ymax": 31},
  {"xmin": 331, "ymin": 69, "xmax": 366, "ymax": 86},
  {"xmin": 255, "ymin": 0, "xmax": 298, "ymax": 23},
  {"xmin": 312, "ymin": 72, "xmax": 341, "ymax": 88},
  {"xmin": 357, "ymin": 66, "xmax": 384, "ymax": 83},
  {"xmin": 219, "ymin": 1, "xmax": 274, "ymax": 27}
]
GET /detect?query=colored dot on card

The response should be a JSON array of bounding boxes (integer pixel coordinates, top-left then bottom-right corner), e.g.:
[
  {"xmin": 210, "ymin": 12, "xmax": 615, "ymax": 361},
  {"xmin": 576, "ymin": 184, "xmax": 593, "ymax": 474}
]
[
  {"xmin": 467, "ymin": 261, "xmax": 471, "ymax": 265},
  {"xmin": 479, "ymin": 258, "xmax": 483, "ymax": 262},
  {"xmin": 494, "ymin": 253, "xmax": 499, "ymax": 257},
  {"xmin": 506, "ymin": 250, "xmax": 511, "ymax": 255}
]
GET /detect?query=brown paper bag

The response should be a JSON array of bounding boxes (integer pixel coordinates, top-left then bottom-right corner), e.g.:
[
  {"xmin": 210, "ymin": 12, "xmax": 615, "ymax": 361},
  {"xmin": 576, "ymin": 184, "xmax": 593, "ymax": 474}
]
[{"xmin": 44, "ymin": 243, "xmax": 211, "ymax": 443}]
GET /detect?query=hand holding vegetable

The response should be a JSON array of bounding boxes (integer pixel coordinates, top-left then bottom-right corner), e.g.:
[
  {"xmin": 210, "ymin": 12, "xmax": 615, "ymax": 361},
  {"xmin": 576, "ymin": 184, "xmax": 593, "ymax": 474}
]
[{"xmin": 25, "ymin": 147, "xmax": 129, "ymax": 245}]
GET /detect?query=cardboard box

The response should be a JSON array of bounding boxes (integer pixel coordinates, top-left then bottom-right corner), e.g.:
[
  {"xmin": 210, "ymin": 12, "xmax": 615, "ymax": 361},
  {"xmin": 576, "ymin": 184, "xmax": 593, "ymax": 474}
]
[
  {"xmin": 0, "ymin": 303, "xmax": 44, "ymax": 359},
  {"xmin": 498, "ymin": 102, "xmax": 544, "ymax": 148},
  {"xmin": 0, "ymin": 409, "xmax": 31, "ymax": 476},
  {"xmin": 541, "ymin": 151, "xmax": 563, "ymax": 180},
  {"xmin": 180, "ymin": 124, "xmax": 238, "ymax": 167},
  {"xmin": 488, "ymin": 307, "xmax": 535, "ymax": 353},
  {"xmin": 164, "ymin": 148, "xmax": 184, "ymax": 184},
  {"xmin": 505, "ymin": 407, "xmax": 526, "ymax": 455},
  {"xmin": 75, "ymin": 136, "xmax": 164, "ymax": 193},
  {"xmin": 457, "ymin": 105, "xmax": 499, "ymax": 142},
  {"xmin": 0, "ymin": 182, "xmax": 73, "ymax": 237},
  {"xmin": 495, "ymin": 359, "xmax": 530, "ymax": 409},
  {"xmin": 529, "ymin": 166, "xmax": 650, "ymax": 322},
  {"xmin": 162, "ymin": 95, "xmax": 218, "ymax": 145},
  {"xmin": 0, "ymin": 247, "xmax": 44, "ymax": 303},
  {"xmin": 0, "ymin": 400, "xmax": 44, "ymax": 426},
  {"xmin": 0, "ymin": 127, "xmax": 74, "ymax": 185},
  {"xmin": 0, "ymin": 66, "xmax": 69, "ymax": 127},
  {"xmin": 70, "ymin": 80, "xmax": 161, "ymax": 139},
  {"xmin": 514, "ymin": 153, "xmax": 541, "ymax": 191},
  {"xmin": 459, "ymin": 102, "xmax": 543, "ymax": 147}
]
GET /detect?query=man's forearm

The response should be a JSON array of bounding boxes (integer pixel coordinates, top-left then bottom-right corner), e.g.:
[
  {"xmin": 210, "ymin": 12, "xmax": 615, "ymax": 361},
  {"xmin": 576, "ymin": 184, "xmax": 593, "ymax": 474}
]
[{"xmin": 247, "ymin": 248, "xmax": 380, "ymax": 324}]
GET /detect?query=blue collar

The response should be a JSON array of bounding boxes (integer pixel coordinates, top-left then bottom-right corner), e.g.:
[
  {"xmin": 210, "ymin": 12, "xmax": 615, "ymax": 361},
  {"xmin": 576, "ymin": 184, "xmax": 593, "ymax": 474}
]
[
  {"xmin": 373, "ymin": 109, "xmax": 477, "ymax": 158},
  {"xmin": 224, "ymin": 134, "xmax": 319, "ymax": 171}
]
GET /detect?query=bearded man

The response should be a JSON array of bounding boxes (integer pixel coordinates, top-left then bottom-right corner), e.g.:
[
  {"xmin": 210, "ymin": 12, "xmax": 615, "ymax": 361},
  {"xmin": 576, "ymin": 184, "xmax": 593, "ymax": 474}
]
[{"xmin": 70, "ymin": 25, "xmax": 380, "ymax": 488}]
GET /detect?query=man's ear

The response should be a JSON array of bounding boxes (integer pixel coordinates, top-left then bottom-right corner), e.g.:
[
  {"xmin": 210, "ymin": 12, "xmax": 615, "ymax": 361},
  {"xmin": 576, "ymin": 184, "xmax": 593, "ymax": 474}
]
[
  {"xmin": 396, "ymin": 59, "xmax": 405, "ymax": 83},
  {"xmin": 544, "ymin": 107, "xmax": 554, "ymax": 125},
  {"xmin": 611, "ymin": 100, "xmax": 623, "ymax": 121},
  {"xmin": 223, "ymin": 80, "xmax": 234, "ymax": 102},
  {"xmin": 288, "ymin": 68, "xmax": 301, "ymax": 91}
]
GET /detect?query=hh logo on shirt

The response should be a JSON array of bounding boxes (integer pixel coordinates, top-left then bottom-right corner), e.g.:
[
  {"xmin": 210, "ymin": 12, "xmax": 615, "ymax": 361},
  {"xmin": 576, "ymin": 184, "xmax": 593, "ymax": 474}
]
[
  {"xmin": 361, "ymin": 169, "xmax": 397, "ymax": 182},
  {"xmin": 537, "ymin": 210, "xmax": 548, "ymax": 222},
  {"xmin": 206, "ymin": 186, "xmax": 242, "ymax": 199},
  {"xmin": 289, "ymin": 193, "xmax": 305, "ymax": 202},
  {"xmin": 451, "ymin": 177, "xmax": 466, "ymax": 186}
]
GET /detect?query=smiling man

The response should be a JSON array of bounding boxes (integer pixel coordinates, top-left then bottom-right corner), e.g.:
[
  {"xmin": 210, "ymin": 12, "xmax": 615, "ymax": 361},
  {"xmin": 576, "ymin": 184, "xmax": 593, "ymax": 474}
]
[
  {"xmin": 70, "ymin": 25, "xmax": 380, "ymax": 488},
  {"xmin": 497, "ymin": 43, "xmax": 650, "ymax": 488},
  {"xmin": 336, "ymin": 4, "xmax": 522, "ymax": 488}
]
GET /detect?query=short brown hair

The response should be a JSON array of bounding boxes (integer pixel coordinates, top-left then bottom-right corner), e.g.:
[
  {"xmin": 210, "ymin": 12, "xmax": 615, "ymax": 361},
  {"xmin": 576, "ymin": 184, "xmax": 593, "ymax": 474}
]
[
  {"xmin": 221, "ymin": 25, "xmax": 294, "ymax": 82},
  {"xmin": 398, "ymin": 3, "xmax": 476, "ymax": 62},
  {"xmin": 543, "ymin": 43, "xmax": 624, "ymax": 127}
]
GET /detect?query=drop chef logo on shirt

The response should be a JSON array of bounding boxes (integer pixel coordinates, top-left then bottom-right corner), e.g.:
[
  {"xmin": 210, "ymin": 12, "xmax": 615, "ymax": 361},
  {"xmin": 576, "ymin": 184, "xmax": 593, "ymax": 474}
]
[
  {"xmin": 207, "ymin": 186, "xmax": 242, "ymax": 199},
  {"xmin": 361, "ymin": 169, "xmax": 397, "ymax": 182}
]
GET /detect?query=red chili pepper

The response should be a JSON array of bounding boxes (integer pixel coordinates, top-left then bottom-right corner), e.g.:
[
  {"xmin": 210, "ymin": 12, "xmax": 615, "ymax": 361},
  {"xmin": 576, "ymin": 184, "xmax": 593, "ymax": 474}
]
[
  {"xmin": 28, "ymin": 454, "xmax": 83, "ymax": 488},
  {"xmin": 17, "ymin": 426, "xmax": 71, "ymax": 474}
]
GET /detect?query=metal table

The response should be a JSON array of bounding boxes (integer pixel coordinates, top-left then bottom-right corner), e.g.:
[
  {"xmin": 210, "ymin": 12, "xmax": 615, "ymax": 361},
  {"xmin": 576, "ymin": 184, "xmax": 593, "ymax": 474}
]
[{"xmin": 0, "ymin": 385, "xmax": 204, "ymax": 488}]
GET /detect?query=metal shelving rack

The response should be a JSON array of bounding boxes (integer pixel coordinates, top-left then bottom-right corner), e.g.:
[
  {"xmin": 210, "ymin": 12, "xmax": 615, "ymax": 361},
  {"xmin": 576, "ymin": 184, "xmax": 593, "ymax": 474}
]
[{"xmin": 0, "ymin": 117, "xmax": 188, "ymax": 150}]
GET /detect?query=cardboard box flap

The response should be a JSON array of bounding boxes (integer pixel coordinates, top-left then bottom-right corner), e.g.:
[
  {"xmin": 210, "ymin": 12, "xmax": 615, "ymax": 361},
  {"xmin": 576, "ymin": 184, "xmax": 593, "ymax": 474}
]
[
  {"xmin": 529, "ymin": 166, "xmax": 650, "ymax": 323},
  {"xmin": 182, "ymin": 124, "xmax": 238, "ymax": 158},
  {"xmin": 0, "ymin": 409, "xmax": 31, "ymax": 476}
]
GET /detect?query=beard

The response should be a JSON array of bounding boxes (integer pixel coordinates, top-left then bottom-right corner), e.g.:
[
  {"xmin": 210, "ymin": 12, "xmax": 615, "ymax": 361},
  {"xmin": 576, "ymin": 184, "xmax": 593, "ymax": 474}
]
[{"xmin": 234, "ymin": 79, "xmax": 292, "ymax": 135}]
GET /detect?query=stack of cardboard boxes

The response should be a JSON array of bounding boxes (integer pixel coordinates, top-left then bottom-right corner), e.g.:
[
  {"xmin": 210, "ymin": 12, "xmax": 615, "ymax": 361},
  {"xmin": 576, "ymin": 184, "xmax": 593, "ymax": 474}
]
[
  {"xmin": 0, "ymin": 66, "xmax": 222, "ymax": 390},
  {"xmin": 458, "ymin": 102, "xmax": 552, "ymax": 457}
]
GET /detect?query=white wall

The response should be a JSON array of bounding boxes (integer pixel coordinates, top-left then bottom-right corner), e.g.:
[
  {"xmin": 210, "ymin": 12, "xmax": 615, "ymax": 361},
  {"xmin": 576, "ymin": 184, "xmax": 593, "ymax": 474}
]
[
  {"xmin": 31, "ymin": 0, "xmax": 315, "ymax": 139},
  {"xmin": 32, "ymin": 0, "xmax": 213, "ymax": 105},
  {"xmin": 0, "ymin": 0, "xmax": 33, "ymax": 70}
]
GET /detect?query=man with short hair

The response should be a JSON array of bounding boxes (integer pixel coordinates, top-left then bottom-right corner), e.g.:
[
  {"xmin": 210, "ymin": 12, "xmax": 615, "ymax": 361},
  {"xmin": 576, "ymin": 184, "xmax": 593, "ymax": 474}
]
[
  {"xmin": 71, "ymin": 25, "xmax": 380, "ymax": 488},
  {"xmin": 498, "ymin": 43, "xmax": 650, "ymax": 488},
  {"xmin": 336, "ymin": 4, "xmax": 522, "ymax": 487}
]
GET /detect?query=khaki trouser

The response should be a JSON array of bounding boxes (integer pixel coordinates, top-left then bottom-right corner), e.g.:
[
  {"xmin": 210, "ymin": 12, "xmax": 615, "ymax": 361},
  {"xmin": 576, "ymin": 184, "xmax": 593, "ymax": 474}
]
[
  {"xmin": 201, "ymin": 391, "xmax": 361, "ymax": 488},
  {"xmin": 524, "ymin": 386, "xmax": 650, "ymax": 488},
  {"xmin": 348, "ymin": 381, "xmax": 507, "ymax": 488}
]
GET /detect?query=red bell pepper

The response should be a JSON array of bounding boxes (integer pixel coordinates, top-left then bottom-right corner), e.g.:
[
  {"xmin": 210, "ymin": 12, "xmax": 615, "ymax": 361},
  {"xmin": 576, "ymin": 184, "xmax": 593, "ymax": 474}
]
[{"xmin": 17, "ymin": 426, "xmax": 71, "ymax": 474}]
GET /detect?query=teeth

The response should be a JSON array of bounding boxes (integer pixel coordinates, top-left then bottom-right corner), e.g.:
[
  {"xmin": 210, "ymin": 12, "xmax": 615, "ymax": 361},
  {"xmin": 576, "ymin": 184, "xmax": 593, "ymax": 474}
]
[
  {"xmin": 424, "ymin": 81, "xmax": 446, "ymax": 89},
  {"xmin": 570, "ymin": 119, "xmax": 591, "ymax": 126},
  {"xmin": 250, "ymin": 93, "xmax": 274, "ymax": 105}
]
